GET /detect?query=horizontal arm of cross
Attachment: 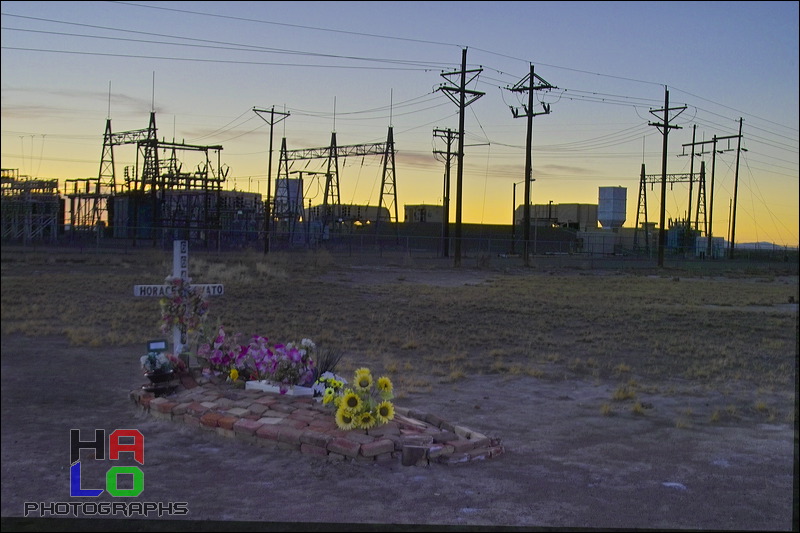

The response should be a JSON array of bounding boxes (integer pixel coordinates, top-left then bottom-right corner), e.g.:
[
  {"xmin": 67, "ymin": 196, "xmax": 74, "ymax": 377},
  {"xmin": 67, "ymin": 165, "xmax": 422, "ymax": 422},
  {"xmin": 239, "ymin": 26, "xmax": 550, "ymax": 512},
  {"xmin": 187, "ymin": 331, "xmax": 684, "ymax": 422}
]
[{"xmin": 133, "ymin": 284, "xmax": 224, "ymax": 297}]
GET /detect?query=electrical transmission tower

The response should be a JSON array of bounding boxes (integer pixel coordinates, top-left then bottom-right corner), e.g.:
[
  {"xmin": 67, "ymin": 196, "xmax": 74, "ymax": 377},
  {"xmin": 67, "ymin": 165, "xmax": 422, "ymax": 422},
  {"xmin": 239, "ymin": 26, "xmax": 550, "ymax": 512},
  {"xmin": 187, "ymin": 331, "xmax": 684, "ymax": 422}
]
[
  {"xmin": 274, "ymin": 129, "xmax": 399, "ymax": 242},
  {"xmin": 253, "ymin": 106, "xmax": 290, "ymax": 254},
  {"xmin": 437, "ymin": 48, "xmax": 484, "ymax": 267},
  {"xmin": 634, "ymin": 164, "xmax": 707, "ymax": 255},
  {"xmin": 376, "ymin": 126, "xmax": 399, "ymax": 243},
  {"xmin": 681, "ymin": 126, "xmax": 741, "ymax": 258},
  {"xmin": 433, "ymin": 127, "xmax": 459, "ymax": 257},
  {"xmin": 505, "ymin": 64, "xmax": 555, "ymax": 266}
]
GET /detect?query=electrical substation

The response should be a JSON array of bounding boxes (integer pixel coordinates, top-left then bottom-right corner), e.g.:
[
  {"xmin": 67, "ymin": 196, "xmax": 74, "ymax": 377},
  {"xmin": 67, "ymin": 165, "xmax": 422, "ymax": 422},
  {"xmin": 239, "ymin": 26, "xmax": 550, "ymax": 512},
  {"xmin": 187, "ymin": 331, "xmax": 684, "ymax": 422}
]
[
  {"xmin": 1, "ymin": 110, "xmax": 399, "ymax": 250},
  {"xmin": 0, "ymin": 80, "xmax": 754, "ymax": 262}
]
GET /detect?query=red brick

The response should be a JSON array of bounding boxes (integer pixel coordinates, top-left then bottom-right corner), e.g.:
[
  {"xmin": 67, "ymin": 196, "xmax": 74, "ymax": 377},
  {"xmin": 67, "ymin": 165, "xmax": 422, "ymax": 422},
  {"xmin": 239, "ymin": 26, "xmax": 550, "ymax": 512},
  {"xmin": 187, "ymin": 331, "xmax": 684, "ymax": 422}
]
[
  {"xmin": 149, "ymin": 397, "xmax": 168, "ymax": 408},
  {"xmin": 469, "ymin": 436, "xmax": 491, "ymax": 448},
  {"xmin": 280, "ymin": 418, "xmax": 309, "ymax": 430},
  {"xmin": 327, "ymin": 437, "xmax": 361, "ymax": 458},
  {"xmin": 155, "ymin": 401, "xmax": 177, "ymax": 414},
  {"xmin": 252, "ymin": 396, "xmax": 277, "ymax": 406},
  {"xmin": 360, "ymin": 438, "xmax": 395, "ymax": 457},
  {"xmin": 288, "ymin": 409, "xmax": 318, "ymax": 423},
  {"xmin": 217, "ymin": 416, "xmax": 238, "ymax": 430},
  {"xmin": 427, "ymin": 443, "xmax": 454, "ymax": 459},
  {"xmin": 487, "ymin": 445, "xmax": 505, "ymax": 458},
  {"xmin": 299, "ymin": 430, "xmax": 332, "ymax": 448},
  {"xmin": 187, "ymin": 402, "xmax": 209, "ymax": 416},
  {"xmin": 367, "ymin": 422, "xmax": 400, "ymax": 437},
  {"xmin": 276, "ymin": 425, "xmax": 303, "ymax": 445},
  {"xmin": 233, "ymin": 418, "xmax": 263, "ymax": 436},
  {"xmin": 183, "ymin": 414, "xmax": 201, "ymax": 428},
  {"xmin": 438, "ymin": 453, "xmax": 470, "ymax": 464},
  {"xmin": 344, "ymin": 432, "xmax": 373, "ymax": 444},
  {"xmin": 200, "ymin": 412, "xmax": 224, "ymax": 428},
  {"xmin": 424, "ymin": 413, "xmax": 445, "ymax": 428},
  {"xmin": 247, "ymin": 403, "xmax": 269, "ymax": 416},
  {"xmin": 171, "ymin": 403, "xmax": 191, "ymax": 416},
  {"xmin": 300, "ymin": 443, "xmax": 328, "ymax": 457},
  {"xmin": 447, "ymin": 438, "xmax": 475, "ymax": 453},
  {"xmin": 255, "ymin": 424, "xmax": 281, "ymax": 441}
]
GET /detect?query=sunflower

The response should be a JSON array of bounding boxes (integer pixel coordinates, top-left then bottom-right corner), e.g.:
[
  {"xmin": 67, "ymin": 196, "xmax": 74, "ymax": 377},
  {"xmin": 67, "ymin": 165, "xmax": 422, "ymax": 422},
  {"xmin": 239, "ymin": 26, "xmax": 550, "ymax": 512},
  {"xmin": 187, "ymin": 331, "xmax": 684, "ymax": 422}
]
[
  {"xmin": 335, "ymin": 408, "xmax": 356, "ymax": 430},
  {"xmin": 341, "ymin": 390, "xmax": 362, "ymax": 412},
  {"xmin": 376, "ymin": 376, "xmax": 393, "ymax": 397},
  {"xmin": 354, "ymin": 367, "xmax": 371, "ymax": 378},
  {"xmin": 354, "ymin": 371, "xmax": 373, "ymax": 392},
  {"xmin": 357, "ymin": 410, "xmax": 376, "ymax": 430},
  {"xmin": 375, "ymin": 400, "xmax": 395, "ymax": 423},
  {"xmin": 322, "ymin": 387, "xmax": 336, "ymax": 405}
]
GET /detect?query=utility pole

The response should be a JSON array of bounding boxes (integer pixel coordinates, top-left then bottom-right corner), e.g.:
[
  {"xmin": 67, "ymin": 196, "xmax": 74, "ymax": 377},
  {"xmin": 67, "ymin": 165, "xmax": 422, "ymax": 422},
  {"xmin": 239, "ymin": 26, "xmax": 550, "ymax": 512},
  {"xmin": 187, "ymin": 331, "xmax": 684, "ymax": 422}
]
[
  {"xmin": 437, "ymin": 48, "xmax": 484, "ymax": 267},
  {"xmin": 506, "ymin": 64, "xmax": 555, "ymax": 267},
  {"xmin": 253, "ymin": 106, "xmax": 290, "ymax": 254},
  {"xmin": 433, "ymin": 128, "xmax": 459, "ymax": 257},
  {"xmin": 648, "ymin": 87, "xmax": 686, "ymax": 267},
  {"xmin": 728, "ymin": 118, "xmax": 744, "ymax": 259}
]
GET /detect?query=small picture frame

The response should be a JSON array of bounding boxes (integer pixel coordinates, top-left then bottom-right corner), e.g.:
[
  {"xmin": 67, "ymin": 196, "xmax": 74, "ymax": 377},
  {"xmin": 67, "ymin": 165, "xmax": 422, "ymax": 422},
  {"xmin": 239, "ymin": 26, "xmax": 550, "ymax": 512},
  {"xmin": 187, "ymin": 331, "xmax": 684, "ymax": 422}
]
[{"xmin": 147, "ymin": 339, "xmax": 168, "ymax": 352}]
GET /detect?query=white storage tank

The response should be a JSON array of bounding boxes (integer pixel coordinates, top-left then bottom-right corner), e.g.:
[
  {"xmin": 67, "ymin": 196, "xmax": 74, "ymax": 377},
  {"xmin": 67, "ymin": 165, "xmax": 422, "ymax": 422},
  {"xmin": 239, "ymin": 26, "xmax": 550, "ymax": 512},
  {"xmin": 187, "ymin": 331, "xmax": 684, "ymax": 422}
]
[{"xmin": 598, "ymin": 186, "xmax": 626, "ymax": 229}]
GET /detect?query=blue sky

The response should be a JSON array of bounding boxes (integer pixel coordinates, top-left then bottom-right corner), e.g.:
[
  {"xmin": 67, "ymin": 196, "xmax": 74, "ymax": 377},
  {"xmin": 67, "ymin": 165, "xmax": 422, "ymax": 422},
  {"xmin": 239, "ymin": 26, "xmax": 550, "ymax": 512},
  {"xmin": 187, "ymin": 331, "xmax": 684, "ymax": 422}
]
[{"xmin": 2, "ymin": 1, "xmax": 798, "ymax": 245}]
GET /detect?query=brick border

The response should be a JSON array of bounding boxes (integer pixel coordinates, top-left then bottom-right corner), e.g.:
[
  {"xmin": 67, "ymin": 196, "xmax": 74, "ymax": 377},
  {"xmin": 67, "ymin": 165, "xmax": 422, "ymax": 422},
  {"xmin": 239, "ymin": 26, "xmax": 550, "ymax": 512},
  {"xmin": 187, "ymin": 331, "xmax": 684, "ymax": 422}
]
[{"xmin": 130, "ymin": 373, "xmax": 504, "ymax": 466}]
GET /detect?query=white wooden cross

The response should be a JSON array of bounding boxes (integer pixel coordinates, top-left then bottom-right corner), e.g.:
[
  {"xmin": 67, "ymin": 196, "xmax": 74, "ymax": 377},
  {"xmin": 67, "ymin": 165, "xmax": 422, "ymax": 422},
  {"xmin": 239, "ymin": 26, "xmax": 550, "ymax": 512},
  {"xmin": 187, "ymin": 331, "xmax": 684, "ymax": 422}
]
[{"xmin": 133, "ymin": 240, "xmax": 223, "ymax": 355}]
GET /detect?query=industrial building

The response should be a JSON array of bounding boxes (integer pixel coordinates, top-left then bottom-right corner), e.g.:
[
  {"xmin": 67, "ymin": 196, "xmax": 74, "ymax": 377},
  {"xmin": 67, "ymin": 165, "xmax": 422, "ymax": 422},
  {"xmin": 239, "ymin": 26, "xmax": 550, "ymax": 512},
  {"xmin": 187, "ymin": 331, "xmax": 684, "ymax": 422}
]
[{"xmin": 1, "ymin": 169, "xmax": 63, "ymax": 243}]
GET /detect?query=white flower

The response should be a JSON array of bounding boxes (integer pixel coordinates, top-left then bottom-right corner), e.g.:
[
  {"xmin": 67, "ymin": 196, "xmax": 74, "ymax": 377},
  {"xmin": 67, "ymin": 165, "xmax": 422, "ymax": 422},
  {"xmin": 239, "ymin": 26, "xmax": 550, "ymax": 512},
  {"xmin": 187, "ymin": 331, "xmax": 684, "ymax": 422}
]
[{"xmin": 301, "ymin": 338, "xmax": 316, "ymax": 349}]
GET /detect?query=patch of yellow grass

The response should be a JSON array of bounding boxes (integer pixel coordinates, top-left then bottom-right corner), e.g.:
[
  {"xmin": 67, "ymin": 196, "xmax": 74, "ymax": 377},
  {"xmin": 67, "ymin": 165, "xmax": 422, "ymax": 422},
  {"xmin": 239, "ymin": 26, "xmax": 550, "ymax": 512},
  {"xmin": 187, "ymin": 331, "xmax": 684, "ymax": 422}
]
[{"xmin": 612, "ymin": 385, "xmax": 636, "ymax": 401}]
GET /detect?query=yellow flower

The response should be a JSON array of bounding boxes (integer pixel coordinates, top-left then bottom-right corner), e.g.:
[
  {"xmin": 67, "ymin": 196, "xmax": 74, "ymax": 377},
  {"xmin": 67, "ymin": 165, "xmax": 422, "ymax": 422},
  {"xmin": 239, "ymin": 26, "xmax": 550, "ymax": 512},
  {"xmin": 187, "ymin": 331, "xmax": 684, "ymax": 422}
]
[
  {"xmin": 335, "ymin": 408, "xmax": 356, "ymax": 430},
  {"xmin": 375, "ymin": 401, "xmax": 395, "ymax": 423},
  {"xmin": 357, "ymin": 411, "xmax": 376, "ymax": 430},
  {"xmin": 355, "ymin": 367, "xmax": 372, "ymax": 381},
  {"xmin": 354, "ymin": 372, "xmax": 373, "ymax": 392},
  {"xmin": 229, "ymin": 368, "xmax": 239, "ymax": 381},
  {"xmin": 322, "ymin": 387, "xmax": 336, "ymax": 404},
  {"xmin": 341, "ymin": 390, "xmax": 362, "ymax": 412},
  {"xmin": 376, "ymin": 376, "xmax": 393, "ymax": 396}
]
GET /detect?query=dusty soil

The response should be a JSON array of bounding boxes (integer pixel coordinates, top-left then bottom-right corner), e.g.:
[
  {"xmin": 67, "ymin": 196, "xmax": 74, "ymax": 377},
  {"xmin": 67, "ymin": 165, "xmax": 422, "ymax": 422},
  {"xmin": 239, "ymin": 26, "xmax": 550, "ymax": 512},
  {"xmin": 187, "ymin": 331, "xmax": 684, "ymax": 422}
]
[
  {"xmin": 1, "ymin": 345, "xmax": 797, "ymax": 531},
  {"xmin": 1, "ymin": 260, "xmax": 798, "ymax": 531}
]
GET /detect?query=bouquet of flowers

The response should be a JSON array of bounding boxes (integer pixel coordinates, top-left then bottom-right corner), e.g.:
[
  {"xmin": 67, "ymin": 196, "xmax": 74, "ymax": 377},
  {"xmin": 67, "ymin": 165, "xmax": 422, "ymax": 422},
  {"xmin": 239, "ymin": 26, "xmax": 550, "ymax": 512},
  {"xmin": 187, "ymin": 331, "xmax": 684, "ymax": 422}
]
[
  {"xmin": 322, "ymin": 367, "xmax": 395, "ymax": 430},
  {"xmin": 197, "ymin": 326, "xmax": 316, "ymax": 393},
  {"xmin": 159, "ymin": 276, "xmax": 210, "ymax": 337},
  {"xmin": 140, "ymin": 351, "xmax": 173, "ymax": 374}
]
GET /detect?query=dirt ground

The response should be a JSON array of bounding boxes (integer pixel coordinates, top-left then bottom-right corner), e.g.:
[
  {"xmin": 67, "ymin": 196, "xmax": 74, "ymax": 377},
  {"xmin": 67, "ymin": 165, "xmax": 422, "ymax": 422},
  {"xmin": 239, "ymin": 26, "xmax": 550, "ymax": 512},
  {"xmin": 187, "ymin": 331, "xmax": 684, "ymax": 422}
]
[
  {"xmin": 1, "ymin": 338, "xmax": 798, "ymax": 532},
  {"xmin": 1, "ymin": 260, "xmax": 798, "ymax": 532}
]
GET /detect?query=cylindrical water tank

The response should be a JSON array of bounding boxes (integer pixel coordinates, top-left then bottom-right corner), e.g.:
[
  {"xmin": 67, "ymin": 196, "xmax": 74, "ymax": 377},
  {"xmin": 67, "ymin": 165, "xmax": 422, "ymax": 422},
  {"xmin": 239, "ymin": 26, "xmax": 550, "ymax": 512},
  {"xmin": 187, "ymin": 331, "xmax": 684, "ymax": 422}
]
[{"xmin": 598, "ymin": 186, "xmax": 626, "ymax": 228}]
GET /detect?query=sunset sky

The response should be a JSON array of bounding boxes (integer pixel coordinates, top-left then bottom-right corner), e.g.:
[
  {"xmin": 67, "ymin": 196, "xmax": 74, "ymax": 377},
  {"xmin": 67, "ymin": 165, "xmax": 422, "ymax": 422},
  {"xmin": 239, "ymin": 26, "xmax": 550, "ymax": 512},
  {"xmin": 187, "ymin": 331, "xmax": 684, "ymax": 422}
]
[{"xmin": 2, "ymin": 1, "xmax": 798, "ymax": 246}]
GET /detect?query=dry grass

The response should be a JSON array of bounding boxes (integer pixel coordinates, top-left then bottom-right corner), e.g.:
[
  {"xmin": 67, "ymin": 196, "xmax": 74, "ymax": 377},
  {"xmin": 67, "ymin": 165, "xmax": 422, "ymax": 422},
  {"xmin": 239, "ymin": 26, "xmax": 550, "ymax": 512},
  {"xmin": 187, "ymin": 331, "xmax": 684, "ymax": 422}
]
[{"xmin": 1, "ymin": 247, "xmax": 797, "ymax": 399}]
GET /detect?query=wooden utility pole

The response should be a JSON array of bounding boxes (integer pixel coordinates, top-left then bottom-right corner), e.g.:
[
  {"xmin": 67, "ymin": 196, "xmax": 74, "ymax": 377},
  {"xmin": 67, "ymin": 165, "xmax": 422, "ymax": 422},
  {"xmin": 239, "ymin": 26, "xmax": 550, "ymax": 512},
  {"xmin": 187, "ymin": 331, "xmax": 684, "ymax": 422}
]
[
  {"xmin": 437, "ymin": 48, "xmax": 484, "ymax": 267},
  {"xmin": 728, "ymin": 118, "xmax": 744, "ymax": 259},
  {"xmin": 648, "ymin": 87, "xmax": 685, "ymax": 267},
  {"xmin": 506, "ymin": 64, "xmax": 555, "ymax": 266},
  {"xmin": 253, "ymin": 106, "xmax": 290, "ymax": 254}
]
